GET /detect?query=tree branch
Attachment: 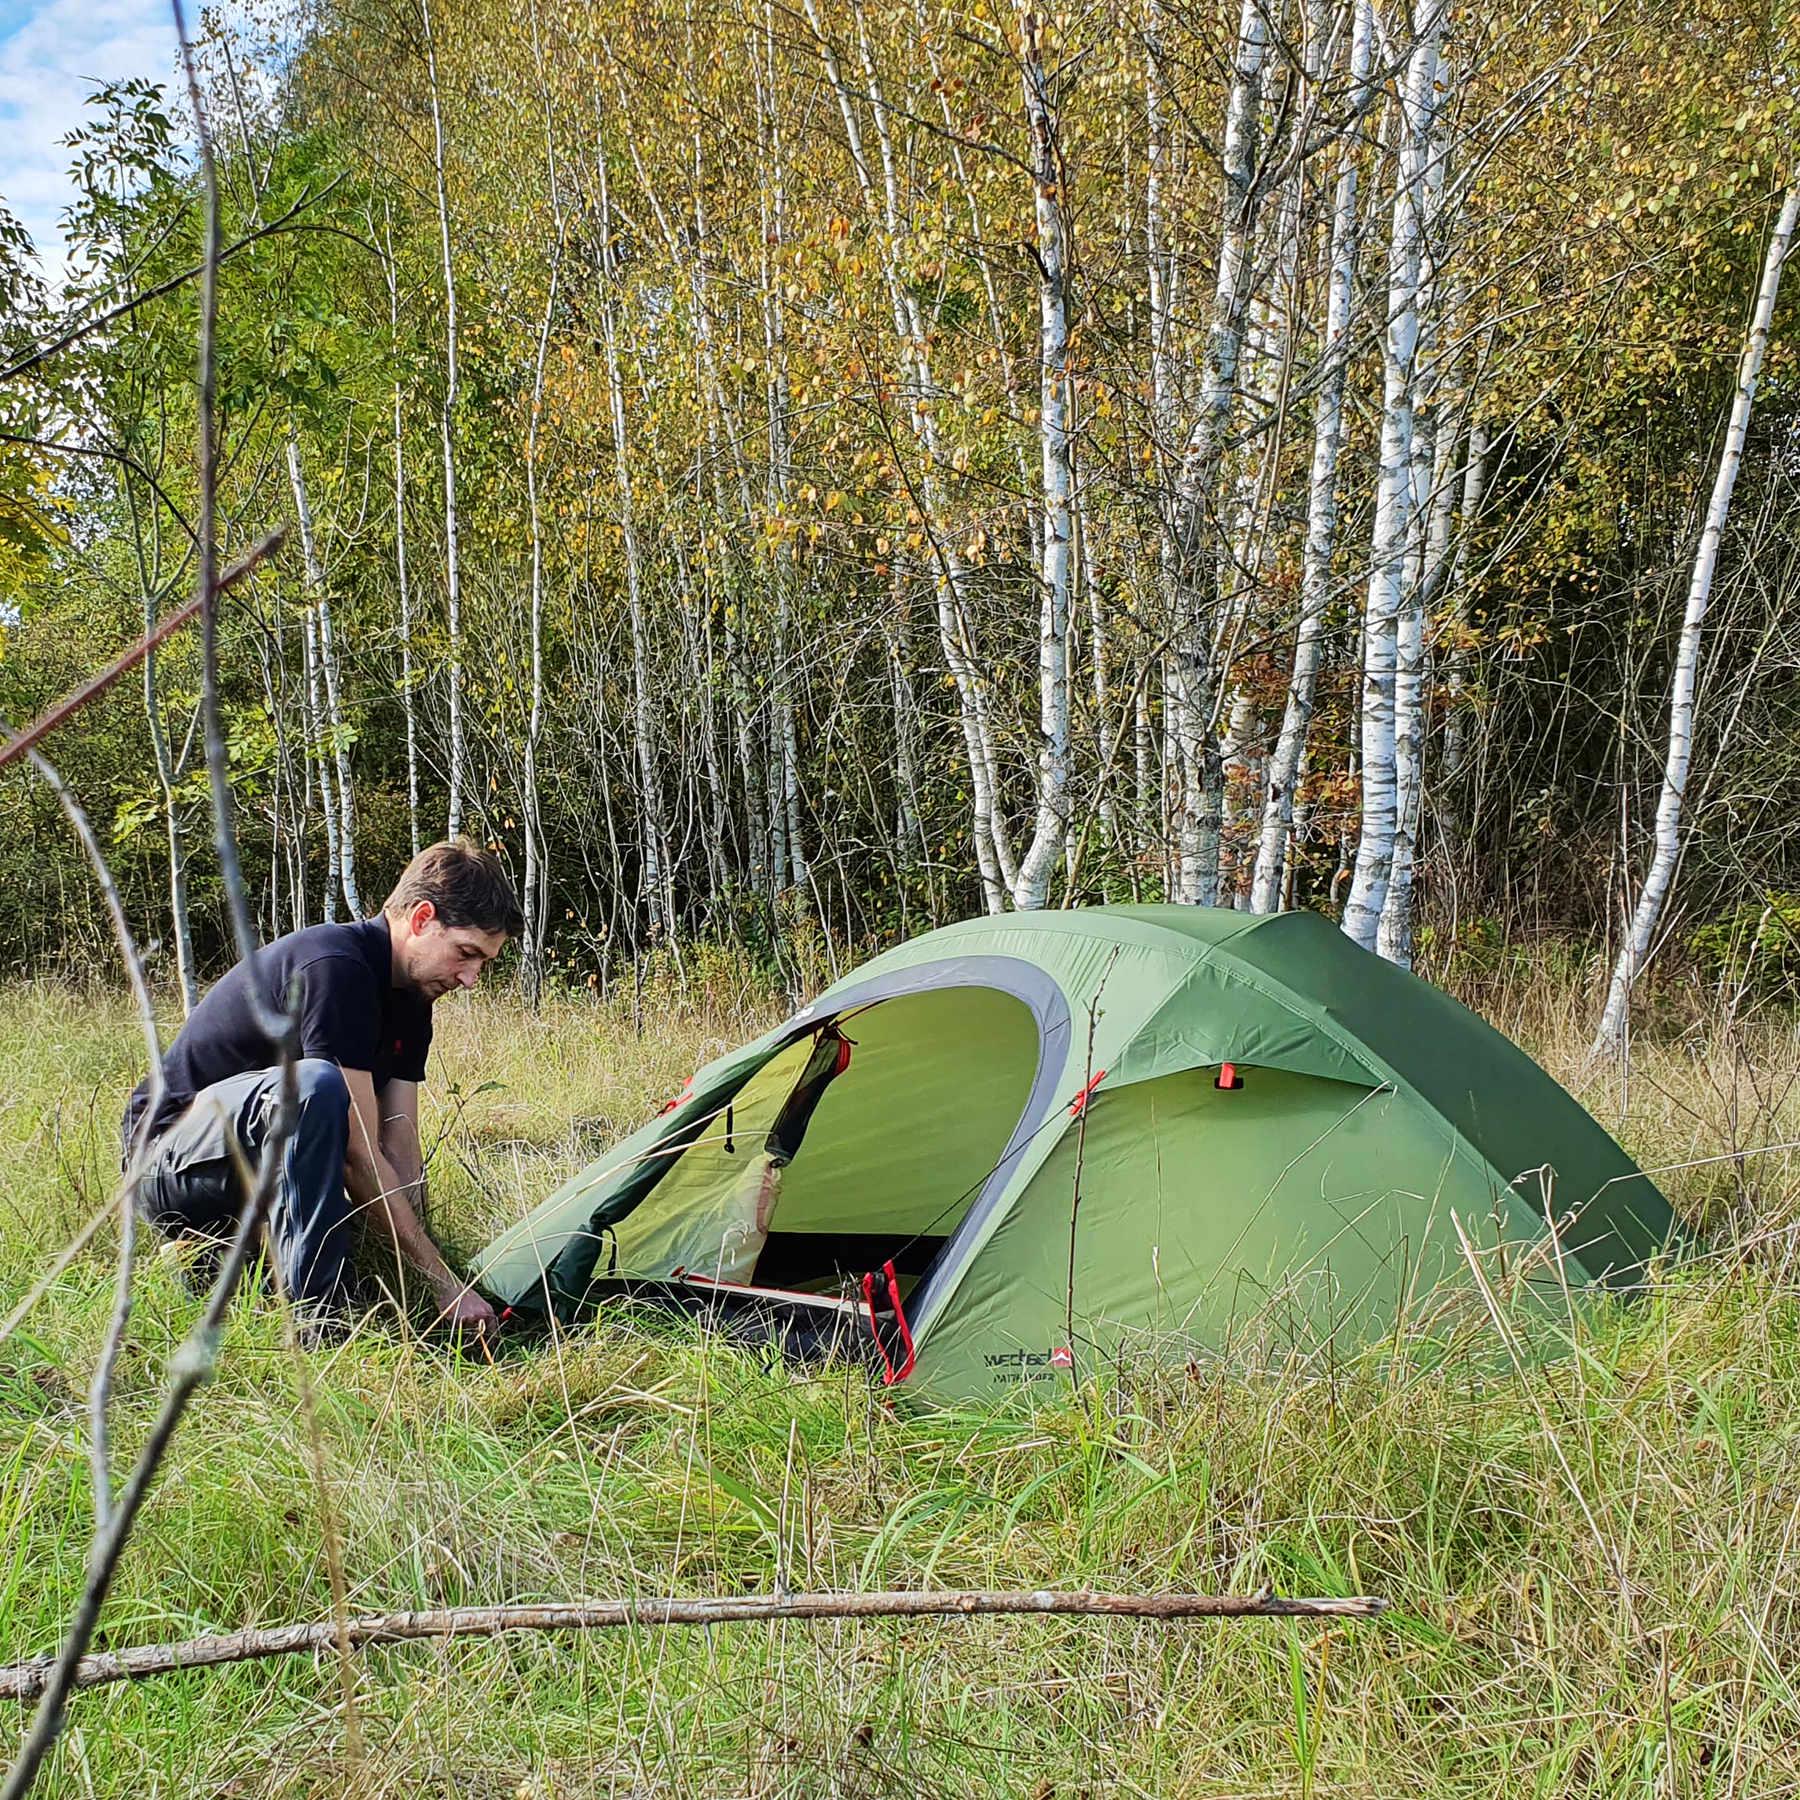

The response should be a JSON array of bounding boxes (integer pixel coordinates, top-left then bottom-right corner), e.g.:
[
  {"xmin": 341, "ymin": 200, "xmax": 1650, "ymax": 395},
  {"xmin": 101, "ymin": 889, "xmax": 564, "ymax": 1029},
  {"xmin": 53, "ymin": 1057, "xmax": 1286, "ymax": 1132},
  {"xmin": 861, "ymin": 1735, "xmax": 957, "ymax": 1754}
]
[
  {"xmin": 0, "ymin": 179, "xmax": 347, "ymax": 387},
  {"xmin": 0, "ymin": 1588, "xmax": 1387, "ymax": 1701},
  {"xmin": 0, "ymin": 527, "xmax": 287, "ymax": 775}
]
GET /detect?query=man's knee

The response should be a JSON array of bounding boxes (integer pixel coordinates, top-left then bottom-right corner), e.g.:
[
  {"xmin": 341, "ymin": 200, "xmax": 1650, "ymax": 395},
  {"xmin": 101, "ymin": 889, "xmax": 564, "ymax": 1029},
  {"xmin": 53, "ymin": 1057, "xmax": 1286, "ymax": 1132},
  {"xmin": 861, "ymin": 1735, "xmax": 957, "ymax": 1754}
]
[
  {"xmin": 294, "ymin": 1058, "xmax": 350, "ymax": 1114},
  {"xmin": 291, "ymin": 1061, "xmax": 351, "ymax": 1159}
]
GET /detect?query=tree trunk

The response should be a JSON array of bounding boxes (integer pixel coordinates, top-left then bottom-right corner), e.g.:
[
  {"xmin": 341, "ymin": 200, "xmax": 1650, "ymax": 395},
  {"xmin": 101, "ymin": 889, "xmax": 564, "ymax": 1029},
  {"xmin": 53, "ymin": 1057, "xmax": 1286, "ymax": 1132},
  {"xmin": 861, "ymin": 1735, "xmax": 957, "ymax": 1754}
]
[
  {"xmin": 520, "ymin": 247, "xmax": 560, "ymax": 1005},
  {"xmin": 1250, "ymin": 0, "xmax": 1372, "ymax": 914},
  {"xmin": 382, "ymin": 202, "xmax": 422, "ymax": 859},
  {"xmin": 1341, "ymin": 9, "xmax": 1444, "ymax": 951},
  {"xmin": 1438, "ymin": 417, "xmax": 1489, "ymax": 836},
  {"xmin": 421, "ymin": 0, "xmax": 466, "ymax": 841},
  {"xmin": 810, "ymin": 0, "xmax": 1015, "ymax": 912},
  {"xmin": 122, "ymin": 473, "xmax": 199, "ymax": 1010},
  {"xmin": 594, "ymin": 113, "xmax": 676, "ymax": 942},
  {"xmin": 1010, "ymin": 6, "xmax": 1074, "ymax": 911},
  {"xmin": 1167, "ymin": 0, "xmax": 1269, "ymax": 905},
  {"xmin": 1591, "ymin": 183, "xmax": 1800, "ymax": 1056},
  {"xmin": 286, "ymin": 434, "xmax": 359, "ymax": 917},
  {"xmin": 300, "ymin": 597, "xmax": 341, "ymax": 924},
  {"xmin": 1378, "ymin": 45, "xmax": 1454, "ymax": 968}
]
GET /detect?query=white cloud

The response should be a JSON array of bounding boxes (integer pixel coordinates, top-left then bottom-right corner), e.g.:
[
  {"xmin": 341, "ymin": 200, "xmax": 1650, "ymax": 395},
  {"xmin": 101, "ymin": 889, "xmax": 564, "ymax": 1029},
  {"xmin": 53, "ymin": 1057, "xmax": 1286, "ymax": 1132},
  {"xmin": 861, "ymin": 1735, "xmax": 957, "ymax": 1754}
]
[{"xmin": 0, "ymin": 0, "xmax": 178, "ymax": 279}]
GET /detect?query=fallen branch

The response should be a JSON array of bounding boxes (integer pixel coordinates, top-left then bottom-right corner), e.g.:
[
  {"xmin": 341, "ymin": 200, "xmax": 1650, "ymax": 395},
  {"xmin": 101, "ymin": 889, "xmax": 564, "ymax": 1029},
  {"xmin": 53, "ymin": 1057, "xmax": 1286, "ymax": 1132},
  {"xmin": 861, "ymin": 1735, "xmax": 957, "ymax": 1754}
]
[{"xmin": 0, "ymin": 1588, "xmax": 1386, "ymax": 1701}]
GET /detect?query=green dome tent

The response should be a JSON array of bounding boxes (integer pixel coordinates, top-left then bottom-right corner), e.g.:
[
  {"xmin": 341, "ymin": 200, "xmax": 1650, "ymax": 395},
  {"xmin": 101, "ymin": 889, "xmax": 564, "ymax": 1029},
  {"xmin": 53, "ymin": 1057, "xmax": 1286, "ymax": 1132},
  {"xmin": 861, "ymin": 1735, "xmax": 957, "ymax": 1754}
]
[{"xmin": 474, "ymin": 907, "xmax": 1674, "ymax": 1399}]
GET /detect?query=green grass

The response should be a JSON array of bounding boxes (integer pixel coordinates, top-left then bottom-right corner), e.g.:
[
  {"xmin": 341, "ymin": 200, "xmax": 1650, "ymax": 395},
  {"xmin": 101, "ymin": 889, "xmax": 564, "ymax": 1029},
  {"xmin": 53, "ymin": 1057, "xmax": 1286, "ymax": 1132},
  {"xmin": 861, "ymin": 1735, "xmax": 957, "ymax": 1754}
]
[{"xmin": 3, "ymin": 969, "xmax": 1800, "ymax": 1796}]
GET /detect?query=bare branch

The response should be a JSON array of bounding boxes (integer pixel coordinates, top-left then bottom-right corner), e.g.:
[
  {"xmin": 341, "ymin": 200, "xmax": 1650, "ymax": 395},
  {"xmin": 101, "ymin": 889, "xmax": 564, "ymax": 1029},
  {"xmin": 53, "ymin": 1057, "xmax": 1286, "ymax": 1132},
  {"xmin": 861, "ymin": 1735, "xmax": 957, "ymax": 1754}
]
[
  {"xmin": 0, "ymin": 1588, "xmax": 1388, "ymax": 1701},
  {"xmin": 0, "ymin": 528, "xmax": 286, "ymax": 775}
]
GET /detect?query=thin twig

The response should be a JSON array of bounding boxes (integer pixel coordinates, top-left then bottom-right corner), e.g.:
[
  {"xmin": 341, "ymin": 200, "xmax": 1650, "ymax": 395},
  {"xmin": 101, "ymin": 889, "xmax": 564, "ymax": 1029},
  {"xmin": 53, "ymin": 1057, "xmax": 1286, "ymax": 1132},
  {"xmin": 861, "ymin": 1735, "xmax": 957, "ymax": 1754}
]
[
  {"xmin": 0, "ymin": 1588, "xmax": 1388, "ymax": 1701},
  {"xmin": 0, "ymin": 529, "xmax": 286, "ymax": 775},
  {"xmin": 1064, "ymin": 947, "xmax": 1119, "ymax": 1369},
  {"xmin": 0, "ymin": 719, "xmax": 164, "ymax": 1529}
]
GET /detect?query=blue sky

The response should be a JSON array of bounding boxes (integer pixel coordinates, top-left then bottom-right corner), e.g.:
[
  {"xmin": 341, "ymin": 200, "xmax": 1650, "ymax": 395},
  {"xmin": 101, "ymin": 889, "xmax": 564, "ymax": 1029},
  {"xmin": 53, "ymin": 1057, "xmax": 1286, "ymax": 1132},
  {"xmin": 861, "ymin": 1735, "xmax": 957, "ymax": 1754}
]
[{"xmin": 0, "ymin": 0, "xmax": 178, "ymax": 276}]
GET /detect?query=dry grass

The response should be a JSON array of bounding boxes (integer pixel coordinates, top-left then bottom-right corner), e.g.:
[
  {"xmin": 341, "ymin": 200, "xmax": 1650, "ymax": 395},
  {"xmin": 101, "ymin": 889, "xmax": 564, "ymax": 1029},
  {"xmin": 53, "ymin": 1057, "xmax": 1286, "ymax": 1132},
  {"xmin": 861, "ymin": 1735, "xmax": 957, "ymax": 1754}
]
[{"xmin": 2, "ymin": 962, "xmax": 1799, "ymax": 1797}]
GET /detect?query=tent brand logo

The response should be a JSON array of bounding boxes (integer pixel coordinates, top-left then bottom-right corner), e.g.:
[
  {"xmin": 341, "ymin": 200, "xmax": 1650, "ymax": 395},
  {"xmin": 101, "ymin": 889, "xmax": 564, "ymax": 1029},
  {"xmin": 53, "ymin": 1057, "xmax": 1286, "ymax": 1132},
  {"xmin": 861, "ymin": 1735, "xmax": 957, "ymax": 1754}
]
[{"xmin": 985, "ymin": 1346, "xmax": 1075, "ymax": 1379}]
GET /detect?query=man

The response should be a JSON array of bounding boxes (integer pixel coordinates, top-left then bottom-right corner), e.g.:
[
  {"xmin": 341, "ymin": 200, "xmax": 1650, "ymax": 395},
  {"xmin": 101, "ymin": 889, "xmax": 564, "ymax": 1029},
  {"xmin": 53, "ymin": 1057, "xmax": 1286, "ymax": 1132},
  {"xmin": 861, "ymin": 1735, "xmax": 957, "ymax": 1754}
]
[{"xmin": 123, "ymin": 839, "xmax": 522, "ymax": 1336}]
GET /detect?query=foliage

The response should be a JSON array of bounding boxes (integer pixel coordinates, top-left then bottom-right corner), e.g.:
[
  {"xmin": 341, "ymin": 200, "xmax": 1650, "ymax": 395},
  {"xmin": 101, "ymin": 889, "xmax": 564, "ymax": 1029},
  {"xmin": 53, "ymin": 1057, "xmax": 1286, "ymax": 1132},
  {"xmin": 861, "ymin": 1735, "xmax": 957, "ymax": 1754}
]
[
  {"xmin": 1689, "ymin": 891, "xmax": 1800, "ymax": 994},
  {"xmin": 0, "ymin": 0, "xmax": 1796, "ymax": 988}
]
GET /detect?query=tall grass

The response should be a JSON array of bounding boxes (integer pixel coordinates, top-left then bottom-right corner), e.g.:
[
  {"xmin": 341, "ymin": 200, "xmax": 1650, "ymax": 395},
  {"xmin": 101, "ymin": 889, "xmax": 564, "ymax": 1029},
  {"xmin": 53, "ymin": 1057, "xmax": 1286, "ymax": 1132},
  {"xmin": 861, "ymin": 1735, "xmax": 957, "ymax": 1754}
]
[{"xmin": 1, "ymin": 967, "xmax": 1798, "ymax": 1796}]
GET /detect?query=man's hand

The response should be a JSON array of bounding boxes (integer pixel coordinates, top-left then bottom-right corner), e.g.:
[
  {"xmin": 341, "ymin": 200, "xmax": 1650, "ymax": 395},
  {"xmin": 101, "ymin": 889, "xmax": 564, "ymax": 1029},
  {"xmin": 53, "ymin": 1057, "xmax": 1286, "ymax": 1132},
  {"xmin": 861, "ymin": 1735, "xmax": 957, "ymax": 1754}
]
[{"xmin": 434, "ymin": 1282, "xmax": 498, "ymax": 1340}]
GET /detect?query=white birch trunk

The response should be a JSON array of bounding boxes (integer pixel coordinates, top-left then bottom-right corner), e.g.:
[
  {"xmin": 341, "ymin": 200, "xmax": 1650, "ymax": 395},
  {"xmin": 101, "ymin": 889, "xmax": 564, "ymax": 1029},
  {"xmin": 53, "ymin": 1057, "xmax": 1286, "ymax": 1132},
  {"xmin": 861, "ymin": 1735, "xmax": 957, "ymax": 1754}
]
[
  {"xmin": 1341, "ymin": 9, "xmax": 1444, "ymax": 951},
  {"xmin": 286, "ymin": 434, "xmax": 359, "ymax": 916},
  {"xmin": 1010, "ymin": 6, "xmax": 1074, "ymax": 911},
  {"xmin": 300, "ymin": 597, "xmax": 341, "ymax": 924},
  {"xmin": 1378, "ymin": 399, "xmax": 1461, "ymax": 965},
  {"xmin": 1143, "ymin": 0, "xmax": 1180, "ymax": 898},
  {"xmin": 1377, "ymin": 47, "xmax": 1451, "ymax": 967},
  {"xmin": 520, "ymin": 231, "xmax": 559, "ymax": 1003},
  {"xmin": 1170, "ymin": 0, "xmax": 1268, "ymax": 904},
  {"xmin": 595, "ymin": 119, "xmax": 677, "ymax": 942},
  {"xmin": 1439, "ymin": 417, "xmax": 1490, "ymax": 814},
  {"xmin": 1250, "ymin": 0, "xmax": 1372, "ymax": 913},
  {"xmin": 754, "ymin": 22, "xmax": 809, "ymax": 894},
  {"xmin": 123, "ymin": 475, "xmax": 199, "ymax": 1010},
  {"xmin": 1591, "ymin": 183, "xmax": 1800, "ymax": 1056},
  {"xmin": 421, "ymin": 0, "xmax": 466, "ymax": 840},
  {"xmin": 315, "ymin": 582, "xmax": 360, "ymax": 916},
  {"xmin": 382, "ymin": 202, "xmax": 421, "ymax": 858}
]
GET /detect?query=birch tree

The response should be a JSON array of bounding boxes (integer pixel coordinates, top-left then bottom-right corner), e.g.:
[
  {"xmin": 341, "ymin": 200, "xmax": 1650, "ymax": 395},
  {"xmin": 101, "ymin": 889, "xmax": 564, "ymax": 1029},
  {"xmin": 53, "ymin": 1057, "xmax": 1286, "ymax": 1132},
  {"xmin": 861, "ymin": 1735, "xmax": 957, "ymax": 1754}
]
[
  {"xmin": 806, "ymin": 0, "xmax": 1016, "ymax": 911},
  {"xmin": 1341, "ymin": 1, "xmax": 1445, "ymax": 952},
  {"xmin": 1376, "ymin": 40, "xmax": 1452, "ymax": 966},
  {"xmin": 1167, "ymin": 0, "xmax": 1270, "ymax": 905},
  {"xmin": 593, "ymin": 101, "xmax": 677, "ymax": 942},
  {"xmin": 286, "ymin": 434, "xmax": 360, "ymax": 917},
  {"xmin": 381, "ymin": 201, "xmax": 421, "ymax": 858},
  {"xmin": 1250, "ymin": 0, "xmax": 1373, "ymax": 914},
  {"xmin": 1591, "ymin": 183, "xmax": 1800, "ymax": 1057},
  {"xmin": 1009, "ymin": 4, "xmax": 1074, "ymax": 910},
  {"xmin": 420, "ymin": 0, "xmax": 467, "ymax": 840}
]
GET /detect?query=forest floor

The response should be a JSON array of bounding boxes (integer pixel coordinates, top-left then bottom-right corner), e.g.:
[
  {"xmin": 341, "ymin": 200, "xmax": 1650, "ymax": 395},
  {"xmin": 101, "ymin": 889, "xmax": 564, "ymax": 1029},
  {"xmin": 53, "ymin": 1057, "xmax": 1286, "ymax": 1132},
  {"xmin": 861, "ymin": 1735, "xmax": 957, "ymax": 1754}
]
[{"xmin": 2, "ymin": 960, "xmax": 1800, "ymax": 1797}]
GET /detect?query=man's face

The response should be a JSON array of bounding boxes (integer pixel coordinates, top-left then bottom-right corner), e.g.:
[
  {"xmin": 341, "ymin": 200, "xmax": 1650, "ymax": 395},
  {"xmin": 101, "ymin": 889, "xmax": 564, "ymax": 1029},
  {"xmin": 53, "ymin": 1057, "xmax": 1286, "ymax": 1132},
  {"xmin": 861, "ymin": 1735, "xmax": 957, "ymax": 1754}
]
[{"xmin": 400, "ymin": 902, "xmax": 508, "ymax": 1001}]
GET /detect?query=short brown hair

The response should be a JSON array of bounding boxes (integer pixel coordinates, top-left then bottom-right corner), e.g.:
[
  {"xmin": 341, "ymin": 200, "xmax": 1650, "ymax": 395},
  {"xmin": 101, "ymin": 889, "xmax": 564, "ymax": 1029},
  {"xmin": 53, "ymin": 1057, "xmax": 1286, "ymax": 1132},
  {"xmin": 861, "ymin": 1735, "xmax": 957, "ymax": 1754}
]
[{"xmin": 383, "ymin": 839, "xmax": 524, "ymax": 937}]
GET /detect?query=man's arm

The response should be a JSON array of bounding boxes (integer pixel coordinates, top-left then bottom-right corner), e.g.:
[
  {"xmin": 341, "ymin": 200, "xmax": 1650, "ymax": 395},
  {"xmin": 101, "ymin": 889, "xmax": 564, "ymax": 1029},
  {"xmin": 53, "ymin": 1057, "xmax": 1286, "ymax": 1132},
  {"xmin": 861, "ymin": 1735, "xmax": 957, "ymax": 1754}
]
[
  {"xmin": 339, "ymin": 1066, "xmax": 494, "ymax": 1333},
  {"xmin": 378, "ymin": 1078, "xmax": 425, "ymax": 1203}
]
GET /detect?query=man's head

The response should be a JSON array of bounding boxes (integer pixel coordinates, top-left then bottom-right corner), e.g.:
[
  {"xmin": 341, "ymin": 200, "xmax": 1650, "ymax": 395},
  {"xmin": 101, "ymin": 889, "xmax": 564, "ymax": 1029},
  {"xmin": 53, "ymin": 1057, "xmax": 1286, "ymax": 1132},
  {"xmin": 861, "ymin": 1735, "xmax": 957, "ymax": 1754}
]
[{"xmin": 382, "ymin": 840, "xmax": 524, "ymax": 1001}]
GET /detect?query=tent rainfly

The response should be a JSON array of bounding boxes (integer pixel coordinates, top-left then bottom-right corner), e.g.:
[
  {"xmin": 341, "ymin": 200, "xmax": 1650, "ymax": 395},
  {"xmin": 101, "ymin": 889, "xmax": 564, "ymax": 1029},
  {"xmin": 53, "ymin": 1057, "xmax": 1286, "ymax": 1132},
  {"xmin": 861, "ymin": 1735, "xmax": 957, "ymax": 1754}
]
[{"xmin": 474, "ymin": 907, "xmax": 1676, "ymax": 1400}]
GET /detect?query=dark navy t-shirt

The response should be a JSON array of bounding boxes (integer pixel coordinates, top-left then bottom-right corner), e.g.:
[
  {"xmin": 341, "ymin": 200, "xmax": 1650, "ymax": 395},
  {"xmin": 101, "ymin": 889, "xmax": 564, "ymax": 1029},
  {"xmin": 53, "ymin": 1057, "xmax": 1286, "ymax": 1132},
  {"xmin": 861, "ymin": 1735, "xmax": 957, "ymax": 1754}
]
[{"xmin": 124, "ymin": 917, "xmax": 432, "ymax": 1146}]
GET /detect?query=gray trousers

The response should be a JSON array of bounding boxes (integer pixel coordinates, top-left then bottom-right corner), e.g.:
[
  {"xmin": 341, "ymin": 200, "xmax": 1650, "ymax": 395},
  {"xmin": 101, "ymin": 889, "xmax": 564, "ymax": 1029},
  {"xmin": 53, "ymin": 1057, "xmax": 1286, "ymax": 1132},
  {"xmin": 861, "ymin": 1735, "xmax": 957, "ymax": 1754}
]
[{"xmin": 136, "ymin": 1059, "xmax": 355, "ymax": 1308}]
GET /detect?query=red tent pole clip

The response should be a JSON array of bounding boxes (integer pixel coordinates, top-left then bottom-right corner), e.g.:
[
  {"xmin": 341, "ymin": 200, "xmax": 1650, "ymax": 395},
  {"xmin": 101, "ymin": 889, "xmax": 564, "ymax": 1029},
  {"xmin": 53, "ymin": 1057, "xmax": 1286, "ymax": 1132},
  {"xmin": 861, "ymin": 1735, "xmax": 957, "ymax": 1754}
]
[{"xmin": 1069, "ymin": 1068, "xmax": 1108, "ymax": 1119}]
